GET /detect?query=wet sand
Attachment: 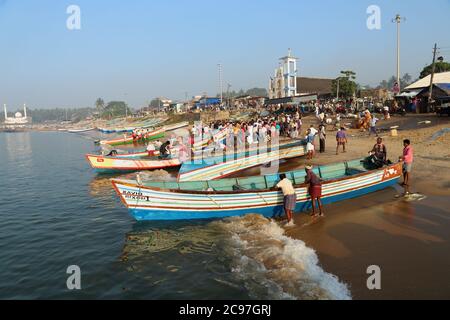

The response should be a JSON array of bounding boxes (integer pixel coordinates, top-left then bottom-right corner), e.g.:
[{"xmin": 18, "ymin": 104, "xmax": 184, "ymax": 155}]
[{"xmin": 239, "ymin": 114, "xmax": 450, "ymax": 299}]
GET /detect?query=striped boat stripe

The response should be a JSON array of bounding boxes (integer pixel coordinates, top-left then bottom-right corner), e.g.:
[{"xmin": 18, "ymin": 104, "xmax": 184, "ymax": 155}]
[
  {"xmin": 116, "ymin": 171, "xmax": 395, "ymax": 211},
  {"xmin": 120, "ymin": 176, "xmax": 400, "ymax": 212}
]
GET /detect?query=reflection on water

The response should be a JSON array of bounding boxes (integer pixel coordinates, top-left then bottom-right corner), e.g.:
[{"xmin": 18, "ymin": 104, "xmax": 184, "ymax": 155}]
[
  {"xmin": 121, "ymin": 215, "xmax": 352, "ymax": 300},
  {"xmin": 5, "ymin": 132, "xmax": 32, "ymax": 162}
]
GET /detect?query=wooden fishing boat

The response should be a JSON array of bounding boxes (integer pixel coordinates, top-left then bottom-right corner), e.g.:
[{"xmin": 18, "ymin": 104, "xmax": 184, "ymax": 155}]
[
  {"xmin": 111, "ymin": 137, "xmax": 296, "ymax": 160},
  {"xmin": 178, "ymin": 140, "xmax": 307, "ymax": 181},
  {"xmin": 99, "ymin": 128, "xmax": 166, "ymax": 146},
  {"xmin": 111, "ymin": 160, "xmax": 403, "ymax": 221},
  {"xmin": 192, "ymin": 128, "xmax": 229, "ymax": 149},
  {"xmin": 99, "ymin": 122, "xmax": 189, "ymax": 146},
  {"xmin": 85, "ymin": 154, "xmax": 182, "ymax": 173},
  {"xmin": 68, "ymin": 128, "xmax": 96, "ymax": 133}
]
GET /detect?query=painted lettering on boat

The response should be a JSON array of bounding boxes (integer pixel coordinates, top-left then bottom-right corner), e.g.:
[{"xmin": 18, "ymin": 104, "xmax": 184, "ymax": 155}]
[{"xmin": 122, "ymin": 191, "xmax": 150, "ymax": 201}]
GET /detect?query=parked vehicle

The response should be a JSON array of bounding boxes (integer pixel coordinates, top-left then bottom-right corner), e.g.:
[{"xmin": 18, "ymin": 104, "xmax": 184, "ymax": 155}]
[{"xmin": 436, "ymin": 103, "xmax": 450, "ymax": 117}]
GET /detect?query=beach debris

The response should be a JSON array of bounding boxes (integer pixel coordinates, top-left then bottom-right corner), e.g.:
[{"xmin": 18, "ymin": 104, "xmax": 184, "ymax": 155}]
[
  {"xmin": 403, "ymin": 193, "xmax": 427, "ymax": 202},
  {"xmin": 390, "ymin": 126, "xmax": 399, "ymax": 137}
]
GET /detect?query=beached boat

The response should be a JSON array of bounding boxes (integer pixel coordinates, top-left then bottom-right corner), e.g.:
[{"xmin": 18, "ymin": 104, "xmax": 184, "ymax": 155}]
[
  {"xmin": 68, "ymin": 128, "xmax": 96, "ymax": 133},
  {"xmin": 99, "ymin": 122, "xmax": 189, "ymax": 147},
  {"xmin": 98, "ymin": 118, "xmax": 169, "ymax": 134},
  {"xmin": 85, "ymin": 154, "xmax": 182, "ymax": 173},
  {"xmin": 99, "ymin": 128, "xmax": 166, "ymax": 146},
  {"xmin": 111, "ymin": 160, "xmax": 403, "ymax": 221},
  {"xmin": 192, "ymin": 128, "xmax": 228, "ymax": 149},
  {"xmin": 111, "ymin": 137, "xmax": 297, "ymax": 160},
  {"xmin": 178, "ymin": 140, "xmax": 307, "ymax": 181}
]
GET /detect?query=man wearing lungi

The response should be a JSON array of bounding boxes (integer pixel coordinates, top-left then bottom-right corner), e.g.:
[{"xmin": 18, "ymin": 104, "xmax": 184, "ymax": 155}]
[{"xmin": 305, "ymin": 165, "xmax": 324, "ymax": 217}]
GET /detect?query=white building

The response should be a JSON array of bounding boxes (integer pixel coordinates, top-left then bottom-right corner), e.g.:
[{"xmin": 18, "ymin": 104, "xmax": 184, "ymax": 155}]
[
  {"xmin": 269, "ymin": 49, "xmax": 299, "ymax": 99},
  {"xmin": 3, "ymin": 104, "xmax": 32, "ymax": 126}
]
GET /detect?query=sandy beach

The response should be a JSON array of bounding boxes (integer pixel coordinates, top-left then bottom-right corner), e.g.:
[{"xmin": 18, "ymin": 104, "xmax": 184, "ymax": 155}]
[{"xmin": 272, "ymin": 114, "xmax": 450, "ymax": 299}]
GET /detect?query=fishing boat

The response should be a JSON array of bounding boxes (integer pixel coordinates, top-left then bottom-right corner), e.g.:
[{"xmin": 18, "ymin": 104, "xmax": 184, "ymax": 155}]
[
  {"xmin": 85, "ymin": 154, "xmax": 182, "ymax": 173},
  {"xmin": 110, "ymin": 137, "xmax": 296, "ymax": 160},
  {"xmin": 178, "ymin": 140, "xmax": 307, "ymax": 181},
  {"xmin": 99, "ymin": 128, "xmax": 166, "ymax": 146},
  {"xmin": 68, "ymin": 128, "xmax": 96, "ymax": 133},
  {"xmin": 99, "ymin": 122, "xmax": 189, "ymax": 147},
  {"xmin": 111, "ymin": 160, "xmax": 403, "ymax": 221},
  {"xmin": 98, "ymin": 118, "xmax": 168, "ymax": 134},
  {"xmin": 192, "ymin": 128, "xmax": 228, "ymax": 149}
]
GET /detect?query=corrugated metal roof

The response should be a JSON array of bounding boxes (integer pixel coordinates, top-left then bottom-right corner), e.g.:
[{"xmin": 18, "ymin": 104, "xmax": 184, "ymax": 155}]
[{"xmin": 405, "ymin": 71, "xmax": 450, "ymax": 90}]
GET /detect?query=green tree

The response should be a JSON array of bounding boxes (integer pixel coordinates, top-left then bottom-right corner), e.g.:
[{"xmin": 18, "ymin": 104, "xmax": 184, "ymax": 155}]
[
  {"xmin": 245, "ymin": 88, "xmax": 268, "ymax": 97},
  {"xmin": 95, "ymin": 98, "xmax": 105, "ymax": 114},
  {"xmin": 401, "ymin": 73, "xmax": 412, "ymax": 87},
  {"xmin": 378, "ymin": 74, "xmax": 413, "ymax": 90},
  {"xmin": 419, "ymin": 61, "xmax": 450, "ymax": 79},
  {"xmin": 101, "ymin": 101, "xmax": 132, "ymax": 119},
  {"xmin": 332, "ymin": 70, "xmax": 357, "ymax": 98},
  {"xmin": 149, "ymin": 98, "xmax": 163, "ymax": 110}
]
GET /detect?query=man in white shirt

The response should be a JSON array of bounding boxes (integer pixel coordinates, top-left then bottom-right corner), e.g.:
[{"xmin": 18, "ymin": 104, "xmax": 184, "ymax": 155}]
[{"xmin": 276, "ymin": 174, "xmax": 296, "ymax": 225}]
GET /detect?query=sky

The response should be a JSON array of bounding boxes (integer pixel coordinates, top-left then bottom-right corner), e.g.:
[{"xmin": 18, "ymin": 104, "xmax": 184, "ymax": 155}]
[{"xmin": 1, "ymin": 0, "xmax": 449, "ymax": 109}]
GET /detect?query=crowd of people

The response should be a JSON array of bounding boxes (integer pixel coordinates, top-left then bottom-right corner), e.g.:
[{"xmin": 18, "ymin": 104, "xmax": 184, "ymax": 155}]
[{"xmin": 124, "ymin": 99, "xmax": 415, "ymax": 227}]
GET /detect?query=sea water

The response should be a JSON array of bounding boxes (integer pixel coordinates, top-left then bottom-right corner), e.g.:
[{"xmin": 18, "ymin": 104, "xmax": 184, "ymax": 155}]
[{"xmin": 0, "ymin": 131, "xmax": 350, "ymax": 299}]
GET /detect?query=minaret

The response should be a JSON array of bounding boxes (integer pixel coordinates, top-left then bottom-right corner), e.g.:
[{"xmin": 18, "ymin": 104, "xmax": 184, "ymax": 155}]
[
  {"xmin": 3, "ymin": 104, "xmax": 7, "ymax": 120},
  {"xmin": 24, "ymin": 104, "xmax": 27, "ymax": 118}
]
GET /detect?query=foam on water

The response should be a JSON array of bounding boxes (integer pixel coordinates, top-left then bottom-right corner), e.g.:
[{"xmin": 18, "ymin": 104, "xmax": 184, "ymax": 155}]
[{"xmin": 213, "ymin": 214, "xmax": 352, "ymax": 300}]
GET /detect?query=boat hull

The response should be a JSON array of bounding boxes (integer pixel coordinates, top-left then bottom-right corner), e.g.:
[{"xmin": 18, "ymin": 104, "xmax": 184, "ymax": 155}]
[
  {"xmin": 112, "ymin": 163, "xmax": 403, "ymax": 221},
  {"xmin": 178, "ymin": 142, "xmax": 307, "ymax": 181},
  {"xmin": 86, "ymin": 154, "xmax": 181, "ymax": 173}
]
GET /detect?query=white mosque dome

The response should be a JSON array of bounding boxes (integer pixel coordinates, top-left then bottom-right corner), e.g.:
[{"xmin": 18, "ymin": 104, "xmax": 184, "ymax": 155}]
[{"xmin": 15, "ymin": 112, "xmax": 23, "ymax": 118}]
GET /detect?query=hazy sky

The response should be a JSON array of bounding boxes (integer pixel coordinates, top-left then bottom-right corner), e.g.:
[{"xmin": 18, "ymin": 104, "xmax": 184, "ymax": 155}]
[{"xmin": 1, "ymin": 0, "xmax": 449, "ymax": 109}]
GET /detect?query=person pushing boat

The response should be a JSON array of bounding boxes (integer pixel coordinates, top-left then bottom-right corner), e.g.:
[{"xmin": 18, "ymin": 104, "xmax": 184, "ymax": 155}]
[
  {"xmin": 276, "ymin": 174, "xmax": 297, "ymax": 226},
  {"xmin": 305, "ymin": 165, "xmax": 324, "ymax": 217}
]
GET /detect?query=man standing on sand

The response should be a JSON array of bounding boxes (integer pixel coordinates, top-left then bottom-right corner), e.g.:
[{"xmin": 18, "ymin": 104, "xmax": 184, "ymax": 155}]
[
  {"xmin": 276, "ymin": 174, "xmax": 297, "ymax": 226},
  {"xmin": 319, "ymin": 124, "xmax": 326, "ymax": 153},
  {"xmin": 304, "ymin": 165, "xmax": 324, "ymax": 217},
  {"xmin": 305, "ymin": 129, "xmax": 315, "ymax": 160},
  {"xmin": 401, "ymin": 139, "xmax": 413, "ymax": 195},
  {"xmin": 336, "ymin": 127, "xmax": 348, "ymax": 155}
]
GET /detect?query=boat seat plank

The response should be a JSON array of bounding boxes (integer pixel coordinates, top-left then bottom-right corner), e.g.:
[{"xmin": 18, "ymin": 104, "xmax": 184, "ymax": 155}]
[
  {"xmin": 207, "ymin": 179, "xmax": 238, "ymax": 191},
  {"xmin": 237, "ymin": 176, "xmax": 267, "ymax": 190}
]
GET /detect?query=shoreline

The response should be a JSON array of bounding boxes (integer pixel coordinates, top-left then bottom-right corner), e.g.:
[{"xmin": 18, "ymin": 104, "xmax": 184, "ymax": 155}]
[{"xmin": 279, "ymin": 114, "xmax": 450, "ymax": 299}]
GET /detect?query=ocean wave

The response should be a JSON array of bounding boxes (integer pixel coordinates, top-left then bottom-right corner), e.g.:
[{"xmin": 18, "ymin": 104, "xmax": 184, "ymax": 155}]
[{"xmin": 213, "ymin": 214, "xmax": 352, "ymax": 300}]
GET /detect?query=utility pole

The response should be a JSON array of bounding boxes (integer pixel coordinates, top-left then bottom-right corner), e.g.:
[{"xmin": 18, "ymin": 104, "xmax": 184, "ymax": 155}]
[
  {"xmin": 392, "ymin": 14, "xmax": 406, "ymax": 92},
  {"xmin": 428, "ymin": 43, "xmax": 438, "ymax": 113},
  {"xmin": 218, "ymin": 63, "xmax": 223, "ymax": 107}
]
